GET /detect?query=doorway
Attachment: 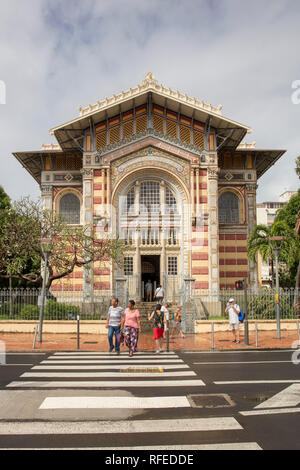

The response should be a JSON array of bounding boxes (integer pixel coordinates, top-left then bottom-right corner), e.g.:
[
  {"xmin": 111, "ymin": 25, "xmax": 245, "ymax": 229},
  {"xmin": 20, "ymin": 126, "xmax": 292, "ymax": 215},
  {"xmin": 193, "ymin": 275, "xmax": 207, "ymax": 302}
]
[{"xmin": 141, "ymin": 255, "xmax": 160, "ymax": 301}]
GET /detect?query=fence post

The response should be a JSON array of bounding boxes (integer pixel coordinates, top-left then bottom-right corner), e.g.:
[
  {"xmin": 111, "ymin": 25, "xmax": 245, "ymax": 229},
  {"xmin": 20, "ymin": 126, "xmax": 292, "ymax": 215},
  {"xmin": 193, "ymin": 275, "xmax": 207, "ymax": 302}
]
[
  {"xmin": 243, "ymin": 277, "xmax": 249, "ymax": 346},
  {"xmin": 255, "ymin": 322, "xmax": 258, "ymax": 348},
  {"xmin": 77, "ymin": 315, "xmax": 80, "ymax": 350}
]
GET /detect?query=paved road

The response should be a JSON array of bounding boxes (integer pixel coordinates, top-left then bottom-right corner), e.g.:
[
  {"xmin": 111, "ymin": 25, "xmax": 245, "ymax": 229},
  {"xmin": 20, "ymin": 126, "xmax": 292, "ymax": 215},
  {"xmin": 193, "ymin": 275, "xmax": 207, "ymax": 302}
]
[{"xmin": 0, "ymin": 349, "xmax": 299, "ymax": 450}]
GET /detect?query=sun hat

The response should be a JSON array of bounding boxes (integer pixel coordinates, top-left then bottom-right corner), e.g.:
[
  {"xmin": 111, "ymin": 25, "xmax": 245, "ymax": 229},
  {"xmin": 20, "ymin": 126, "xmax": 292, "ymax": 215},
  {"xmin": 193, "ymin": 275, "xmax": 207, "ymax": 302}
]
[{"xmin": 229, "ymin": 298, "xmax": 235, "ymax": 302}]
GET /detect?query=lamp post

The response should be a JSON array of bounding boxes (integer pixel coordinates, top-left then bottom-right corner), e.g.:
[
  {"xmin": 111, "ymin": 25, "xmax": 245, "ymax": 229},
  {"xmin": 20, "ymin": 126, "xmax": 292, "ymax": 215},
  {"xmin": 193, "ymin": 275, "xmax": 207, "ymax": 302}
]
[
  {"xmin": 268, "ymin": 236, "xmax": 286, "ymax": 340},
  {"xmin": 38, "ymin": 238, "xmax": 51, "ymax": 343}
]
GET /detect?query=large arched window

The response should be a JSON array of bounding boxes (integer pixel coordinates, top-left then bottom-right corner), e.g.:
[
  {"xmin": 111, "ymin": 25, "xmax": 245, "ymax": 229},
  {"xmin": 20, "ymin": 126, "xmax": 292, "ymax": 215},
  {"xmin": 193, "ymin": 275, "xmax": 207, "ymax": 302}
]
[
  {"xmin": 218, "ymin": 191, "xmax": 240, "ymax": 224},
  {"xmin": 59, "ymin": 193, "xmax": 81, "ymax": 224},
  {"xmin": 140, "ymin": 181, "xmax": 160, "ymax": 213},
  {"xmin": 166, "ymin": 188, "xmax": 177, "ymax": 213}
]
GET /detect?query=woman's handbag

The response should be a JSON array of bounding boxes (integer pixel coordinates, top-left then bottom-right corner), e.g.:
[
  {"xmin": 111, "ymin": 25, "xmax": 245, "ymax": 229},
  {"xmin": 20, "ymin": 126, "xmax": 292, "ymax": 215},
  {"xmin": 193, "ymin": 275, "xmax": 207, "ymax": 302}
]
[{"xmin": 117, "ymin": 331, "xmax": 124, "ymax": 345}]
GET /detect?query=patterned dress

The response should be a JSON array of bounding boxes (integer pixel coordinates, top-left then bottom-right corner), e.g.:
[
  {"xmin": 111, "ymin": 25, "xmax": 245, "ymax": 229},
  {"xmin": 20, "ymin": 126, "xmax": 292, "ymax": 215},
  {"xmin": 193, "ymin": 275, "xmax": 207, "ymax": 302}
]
[{"xmin": 152, "ymin": 310, "xmax": 165, "ymax": 340}]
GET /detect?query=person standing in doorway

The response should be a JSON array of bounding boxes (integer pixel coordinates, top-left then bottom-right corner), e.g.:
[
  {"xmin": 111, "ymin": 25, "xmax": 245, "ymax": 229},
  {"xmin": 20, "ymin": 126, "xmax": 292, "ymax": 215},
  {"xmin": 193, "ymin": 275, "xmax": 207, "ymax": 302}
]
[
  {"xmin": 106, "ymin": 297, "xmax": 124, "ymax": 354},
  {"xmin": 121, "ymin": 300, "xmax": 141, "ymax": 357},
  {"xmin": 145, "ymin": 279, "xmax": 153, "ymax": 302},
  {"xmin": 225, "ymin": 297, "xmax": 241, "ymax": 344},
  {"xmin": 148, "ymin": 304, "xmax": 168, "ymax": 353},
  {"xmin": 154, "ymin": 284, "xmax": 164, "ymax": 303}
]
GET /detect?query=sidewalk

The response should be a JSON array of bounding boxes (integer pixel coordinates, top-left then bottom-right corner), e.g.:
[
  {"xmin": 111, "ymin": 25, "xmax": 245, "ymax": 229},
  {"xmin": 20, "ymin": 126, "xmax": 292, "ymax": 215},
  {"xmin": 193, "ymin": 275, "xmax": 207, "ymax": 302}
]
[{"xmin": 0, "ymin": 329, "xmax": 299, "ymax": 352}]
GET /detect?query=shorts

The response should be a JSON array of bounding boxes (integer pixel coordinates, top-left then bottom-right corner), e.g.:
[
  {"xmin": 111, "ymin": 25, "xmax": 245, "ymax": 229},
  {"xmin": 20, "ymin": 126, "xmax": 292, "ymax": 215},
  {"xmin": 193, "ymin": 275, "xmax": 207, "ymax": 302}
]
[{"xmin": 230, "ymin": 322, "xmax": 240, "ymax": 330}]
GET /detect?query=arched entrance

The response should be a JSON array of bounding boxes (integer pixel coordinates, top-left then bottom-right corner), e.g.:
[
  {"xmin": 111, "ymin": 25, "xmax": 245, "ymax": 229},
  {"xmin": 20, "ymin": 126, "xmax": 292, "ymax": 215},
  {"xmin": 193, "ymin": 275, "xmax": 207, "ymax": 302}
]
[{"xmin": 112, "ymin": 166, "xmax": 191, "ymax": 301}]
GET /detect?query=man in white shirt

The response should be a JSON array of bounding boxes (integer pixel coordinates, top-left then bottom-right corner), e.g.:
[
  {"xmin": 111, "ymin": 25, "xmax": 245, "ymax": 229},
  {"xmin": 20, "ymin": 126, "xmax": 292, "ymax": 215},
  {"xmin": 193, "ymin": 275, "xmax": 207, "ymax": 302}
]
[
  {"xmin": 225, "ymin": 297, "xmax": 241, "ymax": 344},
  {"xmin": 161, "ymin": 302, "xmax": 169, "ymax": 339},
  {"xmin": 106, "ymin": 297, "xmax": 124, "ymax": 354},
  {"xmin": 155, "ymin": 285, "xmax": 164, "ymax": 303}
]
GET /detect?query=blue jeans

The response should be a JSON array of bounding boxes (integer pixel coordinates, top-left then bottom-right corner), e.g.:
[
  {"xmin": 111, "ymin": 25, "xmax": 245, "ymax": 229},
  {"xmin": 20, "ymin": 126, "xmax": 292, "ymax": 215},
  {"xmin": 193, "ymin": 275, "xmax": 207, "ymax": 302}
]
[{"xmin": 108, "ymin": 325, "xmax": 120, "ymax": 351}]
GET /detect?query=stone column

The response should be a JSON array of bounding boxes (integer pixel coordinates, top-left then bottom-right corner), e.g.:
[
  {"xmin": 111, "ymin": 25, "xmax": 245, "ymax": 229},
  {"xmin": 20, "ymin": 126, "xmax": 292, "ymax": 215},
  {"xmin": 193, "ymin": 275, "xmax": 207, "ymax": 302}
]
[
  {"xmin": 81, "ymin": 168, "xmax": 94, "ymax": 312},
  {"xmin": 207, "ymin": 168, "xmax": 220, "ymax": 293},
  {"xmin": 246, "ymin": 183, "xmax": 258, "ymax": 287},
  {"xmin": 161, "ymin": 227, "xmax": 167, "ymax": 296},
  {"xmin": 135, "ymin": 181, "xmax": 140, "ymax": 216},
  {"xmin": 135, "ymin": 226, "xmax": 141, "ymax": 301},
  {"xmin": 196, "ymin": 169, "xmax": 200, "ymax": 214},
  {"xmin": 191, "ymin": 167, "xmax": 195, "ymax": 216},
  {"xmin": 41, "ymin": 185, "xmax": 53, "ymax": 211}
]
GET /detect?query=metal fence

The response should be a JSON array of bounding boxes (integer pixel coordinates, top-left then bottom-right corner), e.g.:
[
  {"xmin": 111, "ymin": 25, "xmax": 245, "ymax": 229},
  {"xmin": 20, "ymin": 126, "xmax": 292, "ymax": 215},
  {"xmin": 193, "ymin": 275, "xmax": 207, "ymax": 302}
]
[
  {"xmin": 0, "ymin": 288, "xmax": 112, "ymax": 321},
  {"xmin": 191, "ymin": 288, "xmax": 300, "ymax": 320},
  {"xmin": 0, "ymin": 287, "xmax": 299, "ymax": 321}
]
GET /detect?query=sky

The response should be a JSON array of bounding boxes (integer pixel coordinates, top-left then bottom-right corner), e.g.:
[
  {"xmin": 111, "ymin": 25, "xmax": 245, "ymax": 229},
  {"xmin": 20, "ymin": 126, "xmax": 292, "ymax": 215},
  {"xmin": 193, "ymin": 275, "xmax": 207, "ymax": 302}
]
[{"xmin": 0, "ymin": 0, "xmax": 299, "ymax": 203}]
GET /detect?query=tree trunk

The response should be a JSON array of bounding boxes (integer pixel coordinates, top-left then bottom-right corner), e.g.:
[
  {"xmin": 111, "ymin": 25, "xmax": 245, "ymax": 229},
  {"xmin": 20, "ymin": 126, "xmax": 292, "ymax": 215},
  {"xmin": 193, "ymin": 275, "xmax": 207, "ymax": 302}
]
[{"xmin": 294, "ymin": 260, "xmax": 300, "ymax": 306}]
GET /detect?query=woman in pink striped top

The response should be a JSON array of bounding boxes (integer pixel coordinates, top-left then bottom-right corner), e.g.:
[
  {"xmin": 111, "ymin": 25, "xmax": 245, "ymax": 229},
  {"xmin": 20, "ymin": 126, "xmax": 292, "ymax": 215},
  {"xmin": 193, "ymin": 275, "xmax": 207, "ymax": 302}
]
[{"xmin": 121, "ymin": 300, "xmax": 141, "ymax": 357}]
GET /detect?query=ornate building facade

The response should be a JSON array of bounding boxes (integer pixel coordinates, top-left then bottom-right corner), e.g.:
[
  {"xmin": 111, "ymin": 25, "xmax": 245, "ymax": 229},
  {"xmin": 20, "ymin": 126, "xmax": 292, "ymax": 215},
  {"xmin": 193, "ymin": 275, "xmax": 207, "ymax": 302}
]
[{"xmin": 14, "ymin": 74, "xmax": 285, "ymax": 301}]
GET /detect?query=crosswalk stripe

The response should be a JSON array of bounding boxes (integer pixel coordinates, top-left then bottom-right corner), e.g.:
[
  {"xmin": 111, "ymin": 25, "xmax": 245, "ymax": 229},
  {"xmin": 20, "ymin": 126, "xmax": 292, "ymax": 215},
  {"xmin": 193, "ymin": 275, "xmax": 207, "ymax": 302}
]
[
  {"xmin": 39, "ymin": 396, "xmax": 191, "ymax": 409},
  {"xmin": 6, "ymin": 379, "xmax": 206, "ymax": 388},
  {"xmin": 0, "ymin": 417, "xmax": 242, "ymax": 434},
  {"xmin": 45, "ymin": 355, "xmax": 179, "ymax": 360},
  {"xmin": 21, "ymin": 371, "xmax": 196, "ymax": 378},
  {"xmin": 0, "ymin": 443, "xmax": 262, "ymax": 450},
  {"xmin": 31, "ymin": 364, "xmax": 190, "ymax": 370},
  {"xmin": 215, "ymin": 380, "xmax": 300, "ymax": 385},
  {"xmin": 240, "ymin": 408, "xmax": 300, "ymax": 417},
  {"xmin": 40, "ymin": 359, "xmax": 184, "ymax": 364},
  {"xmin": 53, "ymin": 352, "xmax": 177, "ymax": 356}
]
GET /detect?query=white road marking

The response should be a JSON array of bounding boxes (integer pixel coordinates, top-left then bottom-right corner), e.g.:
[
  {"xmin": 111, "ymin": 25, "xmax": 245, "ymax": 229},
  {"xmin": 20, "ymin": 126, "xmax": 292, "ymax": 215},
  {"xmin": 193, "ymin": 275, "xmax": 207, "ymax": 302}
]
[
  {"xmin": 255, "ymin": 384, "xmax": 300, "ymax": 409},
  {"xmin": 194, "ymin": 361, "xmax": 293, "ymax": 365},
  {"xmin": 240, "ymin": 408, "xmax": 300, "ymax": 417},
  {"xmin": 53, "ymin": 352, "xmax": 177, "ymax": 356},
  {"xmin": 31, "ymin": 364, "xmax": 190, "ymax": 370},
  {"xmin": 0, "ymin": 417, "xmax": 242, "ymax": 434},
  {"xmin": 39, "ymin": 396, "xmax": 191, "ymax": 409},
  {"xmin": 46, "ymin": 355, "xmax": 179, "ymax": 360},
  {"xmin": 21, "ymin": 371, "xmax": 196, "ymax": 378},
  {"xmin": 40, "ymin": 359, "xmax": 184, "ymax": 364},
  {"xmin": 0, "ymin": 443, "xmax": 263, "ymax": 450},
  {"xmin": 215, "ymin": 380, "xmax": 300, "ymax": 385},
  {"xmin": 6, "ymin": 379, "xmax": 206, "ymax": 388}
]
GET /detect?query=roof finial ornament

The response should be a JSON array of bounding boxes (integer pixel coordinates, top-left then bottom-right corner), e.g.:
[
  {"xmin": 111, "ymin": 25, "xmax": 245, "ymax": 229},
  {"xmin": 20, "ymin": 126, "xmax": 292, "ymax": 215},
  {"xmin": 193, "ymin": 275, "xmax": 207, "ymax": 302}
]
[{"xmin": 143, "ymin": 72, "xmax": 158, "ymax": 87}]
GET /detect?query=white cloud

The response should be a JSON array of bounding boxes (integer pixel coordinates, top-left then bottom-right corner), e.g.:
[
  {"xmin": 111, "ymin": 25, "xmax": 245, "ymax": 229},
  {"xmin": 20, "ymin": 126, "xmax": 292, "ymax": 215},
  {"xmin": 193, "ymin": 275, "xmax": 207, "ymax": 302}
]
[{"xmin": 0, "ymin": 0, "xmax": 299, "ymax": 202}]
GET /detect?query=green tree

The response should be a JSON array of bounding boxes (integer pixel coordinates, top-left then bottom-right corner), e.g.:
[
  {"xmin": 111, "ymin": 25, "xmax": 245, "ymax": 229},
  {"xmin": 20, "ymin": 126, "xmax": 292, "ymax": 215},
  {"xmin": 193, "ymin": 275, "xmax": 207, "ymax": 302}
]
[
  {"xmin": 296, "ymin": 156, "xmax": 300, "ymax": 178},
  {"xmin": 0, "ymin": 197, "xmax": 124, "ymax": 289},
  {"xmin": 275, "ymin": 189, "xmax": 300, "ymax": 290},
  {"xmin": 247, "ymin": 220, "xmax": 298, "ymax": 287}
]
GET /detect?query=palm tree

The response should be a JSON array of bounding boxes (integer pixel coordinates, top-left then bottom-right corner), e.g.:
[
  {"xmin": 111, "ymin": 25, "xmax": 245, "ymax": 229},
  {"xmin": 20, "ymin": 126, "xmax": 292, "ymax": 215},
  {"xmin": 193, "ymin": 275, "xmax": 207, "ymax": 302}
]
[{"xmin": 247, "ymin": 220, "xmax": 297, "ymax": 288}]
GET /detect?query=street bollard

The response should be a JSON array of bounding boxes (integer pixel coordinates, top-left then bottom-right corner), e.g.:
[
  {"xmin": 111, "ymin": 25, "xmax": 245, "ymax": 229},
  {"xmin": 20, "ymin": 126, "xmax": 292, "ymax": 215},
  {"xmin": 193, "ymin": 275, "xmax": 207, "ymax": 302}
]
[
  {"xmin": 77, "ymin": 315, "xmax": 80, "ymax": 350},
  {"xmin": 32, "ymin": 325, "xmax": 39, "ymax": 350},
  {"xmin": 297, "ymin": 320, "xmax": 300, "ymax": 342},
  {"xmin": 211, "ymin": 322, "xmax": 215, "ymax": 350},
  {"xmin": 255, "ymin": 322, "xmax": 258, "ymax": 348}
]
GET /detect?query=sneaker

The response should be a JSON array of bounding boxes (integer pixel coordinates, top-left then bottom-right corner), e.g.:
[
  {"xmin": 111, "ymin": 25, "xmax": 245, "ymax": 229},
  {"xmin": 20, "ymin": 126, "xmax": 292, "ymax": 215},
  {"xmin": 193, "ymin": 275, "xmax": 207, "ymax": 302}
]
[
  {"xmin": 159, "ymin": 348, "xmax": 164, "ymax": 353},
  {"xmin": 116, "ymin": 350, "xmax": 120, "ymax": 355},
  {"xmin": 155, "ymin": 350, "xmax": 160, "ymax": 354},
  {"xmin": 109, "ymin": 348, "xmax": 114, "ymax": 352}
]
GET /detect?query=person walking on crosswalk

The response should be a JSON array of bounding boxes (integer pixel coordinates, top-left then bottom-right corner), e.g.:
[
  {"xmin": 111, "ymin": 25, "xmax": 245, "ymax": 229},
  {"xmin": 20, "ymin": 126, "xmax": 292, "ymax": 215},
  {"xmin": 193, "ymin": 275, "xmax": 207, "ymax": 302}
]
[
  {"xmin": 148, "ymin": 304, "xmax": 168, "ymax": 353},
  {"xmin": 106, "ymin": 297, "xmax": 124, "ymax": 354},
  {"xmin": 121, "ymin": 300, "xmax": 141, "ymax": 357}
]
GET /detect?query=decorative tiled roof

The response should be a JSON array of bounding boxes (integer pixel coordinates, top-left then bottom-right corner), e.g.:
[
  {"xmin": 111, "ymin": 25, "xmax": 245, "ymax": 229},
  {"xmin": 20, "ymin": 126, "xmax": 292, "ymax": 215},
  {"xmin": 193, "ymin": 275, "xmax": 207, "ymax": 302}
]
[{"xmin": 78, "ymin": 72, "xmax": 223, "ymax": 118}]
